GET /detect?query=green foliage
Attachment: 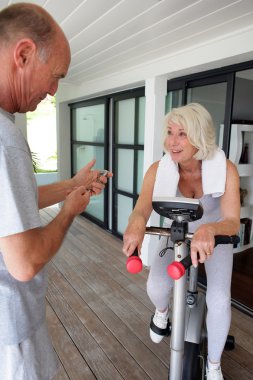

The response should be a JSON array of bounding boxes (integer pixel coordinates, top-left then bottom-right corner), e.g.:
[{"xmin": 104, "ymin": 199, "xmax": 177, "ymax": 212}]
[{"xmin": 31, "ymin": 152, "xmax": 39, "ymax": 173}]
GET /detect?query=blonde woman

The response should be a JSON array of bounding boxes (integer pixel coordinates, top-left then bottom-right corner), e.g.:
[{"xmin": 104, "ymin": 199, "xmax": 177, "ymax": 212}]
[{"xmin": 123, "ymin": 103, "xmax": 240, "ymax": 380}]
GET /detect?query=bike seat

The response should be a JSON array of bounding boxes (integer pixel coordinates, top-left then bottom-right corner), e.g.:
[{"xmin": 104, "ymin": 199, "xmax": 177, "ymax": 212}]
[{"xmin": 152, "ymin": 196, "xmax": 203, "ymax": 222}]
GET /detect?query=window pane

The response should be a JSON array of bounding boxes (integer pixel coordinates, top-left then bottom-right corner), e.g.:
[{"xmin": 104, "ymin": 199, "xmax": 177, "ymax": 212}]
[
  {"xmin": 137, "ymin": 150, "xmax": 144, "ymax": 194},
  {"xmin": 165, "ymin": 90, "xmax": 183, "ymax": 113},
  {"xmin": 138, "ymin": 97, "xmax": 145, "ymax": 144},
  {"xmin": 116, "ymin": 149, "xmax": 134, "ymax": 193},
  {"xmin": 117, "ymin": 194, "xmax": 133, "ymax": 234},
  {"xmin": 187, "ymin": 83, "xmax": 227, "ymax": 146},
  {"xmin": 73, "ymin": 104, "xmax": 105, "ymax": 142},
  {"xmin": 86, "ymin": 193, "xmax": 104, "ymax": 222},
  {"xmin": 72, "ymin": 144, "xmax": 104, "ymax": 174},
  {"xmin": 233, "ymin": 69, "xmax": 253, "ymax": 122},
  {"xmin": 115, "ymin": 99, "xmax": 135, "ymax": 144}
]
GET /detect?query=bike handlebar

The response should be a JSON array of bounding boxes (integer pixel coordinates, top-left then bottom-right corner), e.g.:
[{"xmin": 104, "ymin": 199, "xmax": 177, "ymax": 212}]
[
  {"xmin": 167, "ymin": 235, "xmax": 240, "ymax": 280},
  {"xmin": 126, "ymin": 228, "xmax": 240, "ymax": 275},
  {"xmin": 126, "ymin": 249, "xmax": 143, "ymax": 274},
  {"xmin": 214, "ymin": 235, "xmax": 240, "ymax": 246}
]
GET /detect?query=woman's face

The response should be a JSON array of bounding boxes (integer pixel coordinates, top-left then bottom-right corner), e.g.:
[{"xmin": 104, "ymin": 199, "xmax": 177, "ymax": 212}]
[{"xmin": 165, "ymin": 121, "xmax": 198, "ymax": 164}]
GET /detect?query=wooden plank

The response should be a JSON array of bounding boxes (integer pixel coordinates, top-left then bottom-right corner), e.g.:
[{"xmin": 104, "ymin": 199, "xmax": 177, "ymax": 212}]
[
  {"xmin": 48, "ymin": 265, "xmax": 158, "ymax": 380},
  {"xmin": 46, "ymin": 302, "xmax": 96, "ymax": 380},
  {"xmin": 63, "ymin": 233, "xmax": 154, "ymax": 313},
  {"xmin": 50, "ymin": 253, "xmax": 170, "ymax": 378},
  {"xmin": 47, "ymin": 278, "xmax": 124, "ymax": 380},
  {"xmin": 53, "ymin": 366, "xmax": 69, "ymax": 380},
  {"xmin": 222, "ymin": 353, "xmax": 253, "ymax": 380},
  {"xmin": 55, "ymin": 239, "xmax": 170, "ymax": 352},
  {"xmin": 55, "ymin": 234, "xmax": 152, "ymax": 323},
  {"xmin": 231, "ymin": 307, "xmax": 253, "ymax": 338},
  {"xmin": 224, "ymin": 344, "xmax": 253, "ymax": 374}
]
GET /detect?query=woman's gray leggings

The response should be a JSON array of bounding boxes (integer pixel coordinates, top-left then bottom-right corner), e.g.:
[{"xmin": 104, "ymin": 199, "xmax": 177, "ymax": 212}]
[{"xmin": 146, "ymin": 236, "xmax": 233, "ymax": 363}]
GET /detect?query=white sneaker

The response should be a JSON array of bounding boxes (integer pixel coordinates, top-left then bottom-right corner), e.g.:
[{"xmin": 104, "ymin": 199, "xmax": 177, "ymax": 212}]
[
  {"xmin": 150, "ymin": 308, "xmax": 171, "ymax": 343},
  {"xmin": 206, "ymin": 366, "xmax": 224, "ymax": 380}
]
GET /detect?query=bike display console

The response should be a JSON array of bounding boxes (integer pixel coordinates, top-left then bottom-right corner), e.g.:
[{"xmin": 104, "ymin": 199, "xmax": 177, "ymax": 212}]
[{"xmin": 152, "ymin": 196, "xmax": 203, "ymax": 222}]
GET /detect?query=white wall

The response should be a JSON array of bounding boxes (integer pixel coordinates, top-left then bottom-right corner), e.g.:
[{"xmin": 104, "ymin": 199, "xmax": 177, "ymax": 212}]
[
  {"xmin": 140, "ymin": 76, "xmax": 167, "ymax": 265},
  {"xmin": 35, "ymin": 172, "xmax": 59, "ymax": 185},
  {"xmin": 57, "ymin": 101, "xmax": 71, "ymax": 182},
  {"xmin": 57, "ymin": 28, "xmax": 253, "ymax": 104}
]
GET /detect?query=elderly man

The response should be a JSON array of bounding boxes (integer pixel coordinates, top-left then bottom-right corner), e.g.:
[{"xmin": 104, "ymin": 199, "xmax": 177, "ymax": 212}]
[{"xmin": 0, "ymin": 3, "xmax": 109, "ymax": 379}]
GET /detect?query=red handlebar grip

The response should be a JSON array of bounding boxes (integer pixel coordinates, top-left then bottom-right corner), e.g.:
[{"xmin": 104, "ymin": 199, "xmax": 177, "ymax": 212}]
[
  {"xmin": 126, "ymin": 255, "xmax": 143, "ymax": 274},
  {"xmin": 167, "ymin": 261, "xmax": 186, "ymax": 280}
]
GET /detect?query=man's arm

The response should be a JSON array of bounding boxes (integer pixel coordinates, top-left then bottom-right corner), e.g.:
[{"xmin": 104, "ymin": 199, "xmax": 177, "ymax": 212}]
[
  {"xmin": 38, "ymin": 178, "xmax": 74, "ymax": 209},
  {"xmin": 38, "ymin": 159, "xmax": 111, "ymax": 209},
  {"xmin": 0, "ymin": 186, "xmax": 90, "ymax": 281}
]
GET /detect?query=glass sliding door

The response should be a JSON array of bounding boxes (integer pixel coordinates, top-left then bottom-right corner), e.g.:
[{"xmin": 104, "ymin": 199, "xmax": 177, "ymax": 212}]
[
  {"xmin": 69, "ymin": 88, "xmax": 145, "ymax": 235},
  {"xmin": 166, "ymin": 63, "xmax": 253, "ymax": 315},
  {"xmin": 187, "ymin": 82, "xmax": 228, "ymax": 148},
  {"xmin": 165, "ymin": 89, "xmax": 183, "ymax": 112},
  {"xmin": 230, "ymin": 68, "xmax": 253, "ymax": 313},
  {"xmin": 166, "ymin": 75, "xmax": 232, "ymax": 289},
  {"xmin": 167, "ymin": 74, "xmax": 234, "ymax": 152},
  {"xmin": 70, "ymin": 99, "xmax": 109, "ymax": 227},
  {"xmin": 112, "ymin": 90, "xmax": 145, "ymax": 236}
]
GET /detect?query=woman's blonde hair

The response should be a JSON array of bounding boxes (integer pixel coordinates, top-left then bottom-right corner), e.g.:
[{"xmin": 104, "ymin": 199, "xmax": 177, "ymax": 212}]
[{"xmin": 163, "ymin": 103, "xmax": 217, "ymax": 160}]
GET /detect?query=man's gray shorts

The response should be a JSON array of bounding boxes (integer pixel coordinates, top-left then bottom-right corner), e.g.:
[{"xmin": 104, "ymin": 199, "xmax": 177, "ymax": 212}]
[{"xmin": 0, "ymin": 320, "xmax": 59, "ymax": 380}]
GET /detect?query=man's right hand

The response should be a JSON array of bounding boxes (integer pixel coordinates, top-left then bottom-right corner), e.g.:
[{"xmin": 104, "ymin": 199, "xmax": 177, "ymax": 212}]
[{"xmin": 63, "ymin": 185, "xmax": 90, "ymax": 218}]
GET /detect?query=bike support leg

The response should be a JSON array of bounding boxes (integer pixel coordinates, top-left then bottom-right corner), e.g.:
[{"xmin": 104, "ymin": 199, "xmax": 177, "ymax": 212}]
[{"xmin": 169, "ymin": 241, "xmax": 188, "ymax": 380}]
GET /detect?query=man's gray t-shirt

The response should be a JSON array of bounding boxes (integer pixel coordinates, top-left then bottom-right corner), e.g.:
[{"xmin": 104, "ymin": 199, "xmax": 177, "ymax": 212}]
[{"xmin": 0, "ymin": 108, "xmax": 46, "ymax": 345}]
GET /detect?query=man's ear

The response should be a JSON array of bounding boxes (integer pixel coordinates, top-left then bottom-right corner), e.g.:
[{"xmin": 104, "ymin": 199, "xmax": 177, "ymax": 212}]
[{"xmin": 14, "ymin": 39, "xmax": 36, "ymax": 68}]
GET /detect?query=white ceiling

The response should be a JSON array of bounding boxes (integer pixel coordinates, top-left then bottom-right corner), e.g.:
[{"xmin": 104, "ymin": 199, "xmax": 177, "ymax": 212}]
[{"xmin": 2, "ymin": 0, "xmax": 253, "ymax": 85}]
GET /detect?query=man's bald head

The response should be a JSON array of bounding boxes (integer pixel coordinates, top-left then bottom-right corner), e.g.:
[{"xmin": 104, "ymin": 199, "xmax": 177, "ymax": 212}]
[
  {"xmin": 0, "ymin": 2, "xmax": 71, "ymax": 113},
  {"xmin": 0, "ymin": 2, "xmax": 69, "ymax": 62}
]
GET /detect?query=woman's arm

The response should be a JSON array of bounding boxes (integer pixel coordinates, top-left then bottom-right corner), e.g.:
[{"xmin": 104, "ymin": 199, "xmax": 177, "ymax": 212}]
[
  {"xmin": 123, "ymin": 162, "xmax": 159, "ymax": 257},
  {"xmin": 190, "ymin": 159, "xmax": 240, "ymax": 266}
]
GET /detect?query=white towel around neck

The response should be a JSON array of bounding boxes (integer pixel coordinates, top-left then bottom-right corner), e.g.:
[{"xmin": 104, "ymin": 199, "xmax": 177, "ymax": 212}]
[{"xmin": 153, "ymin": 148, "xmax": 226, "ymax": 198}]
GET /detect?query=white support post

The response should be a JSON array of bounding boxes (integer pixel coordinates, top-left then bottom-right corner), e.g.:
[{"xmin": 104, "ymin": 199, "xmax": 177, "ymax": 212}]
[
  {"xmin": 57, "ymin": 101, "xmax": 71, "ymax": 181},
  {"xmin": 141, "ymin": 75, "xmax": 167, "ymax": 266}
]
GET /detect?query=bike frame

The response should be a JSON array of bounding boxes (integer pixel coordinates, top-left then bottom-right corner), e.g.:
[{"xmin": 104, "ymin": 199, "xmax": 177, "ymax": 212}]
[
  {"xmin": 146, "ymin": 227, "xmax": 206, "ymax": 380},
  {"xmin": 170, "ymin": 240, "xmax": 189, "ymax": 379},
  {"xmin": 127, "ymin": 197, "xmax": 238, "ymax": 379}
]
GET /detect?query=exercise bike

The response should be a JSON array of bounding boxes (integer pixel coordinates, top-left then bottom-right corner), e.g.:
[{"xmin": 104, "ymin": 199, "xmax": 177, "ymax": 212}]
[{"xmin": 126, "ymin": 196, "xmax": 239, "ymax": 380}]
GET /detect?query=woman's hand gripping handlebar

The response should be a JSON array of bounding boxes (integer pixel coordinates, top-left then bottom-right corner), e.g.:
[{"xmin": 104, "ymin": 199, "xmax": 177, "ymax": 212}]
[
  {"xmin": 126, "ymin": 226, "xmax": 180, "ymax": 274},
  {"xmin": 167, "ymin": 235, "xmax": 240, "ymax": 280},
  {"xmin": 126, "ymin": 227, "xmax": 240, "ymax": 275}
]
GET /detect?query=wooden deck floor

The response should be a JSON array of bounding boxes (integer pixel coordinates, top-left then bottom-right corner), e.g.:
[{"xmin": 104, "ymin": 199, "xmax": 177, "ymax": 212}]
[{"xmin": 41, "ymin": 206, "xmax": 253, "ymax": 380}]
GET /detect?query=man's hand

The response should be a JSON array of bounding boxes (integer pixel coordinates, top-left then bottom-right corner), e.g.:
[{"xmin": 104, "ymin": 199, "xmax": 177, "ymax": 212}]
[
  {"xmin": 71, "ymin": 159, "xmax": 113, "ymax": 196},
  {"xmin": 63, "ymin": 186, "xmax": 90, "ymax": 218}
]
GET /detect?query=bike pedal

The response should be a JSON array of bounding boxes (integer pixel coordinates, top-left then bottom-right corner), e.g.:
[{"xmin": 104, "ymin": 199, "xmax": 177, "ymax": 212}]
[
  {"xmin": 166, "ymin": 320, "xmax": 172, "ymax": 336},
  {"xmin": 225, "ymin": 335, "xmax": 235, "ymax": 350}
]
